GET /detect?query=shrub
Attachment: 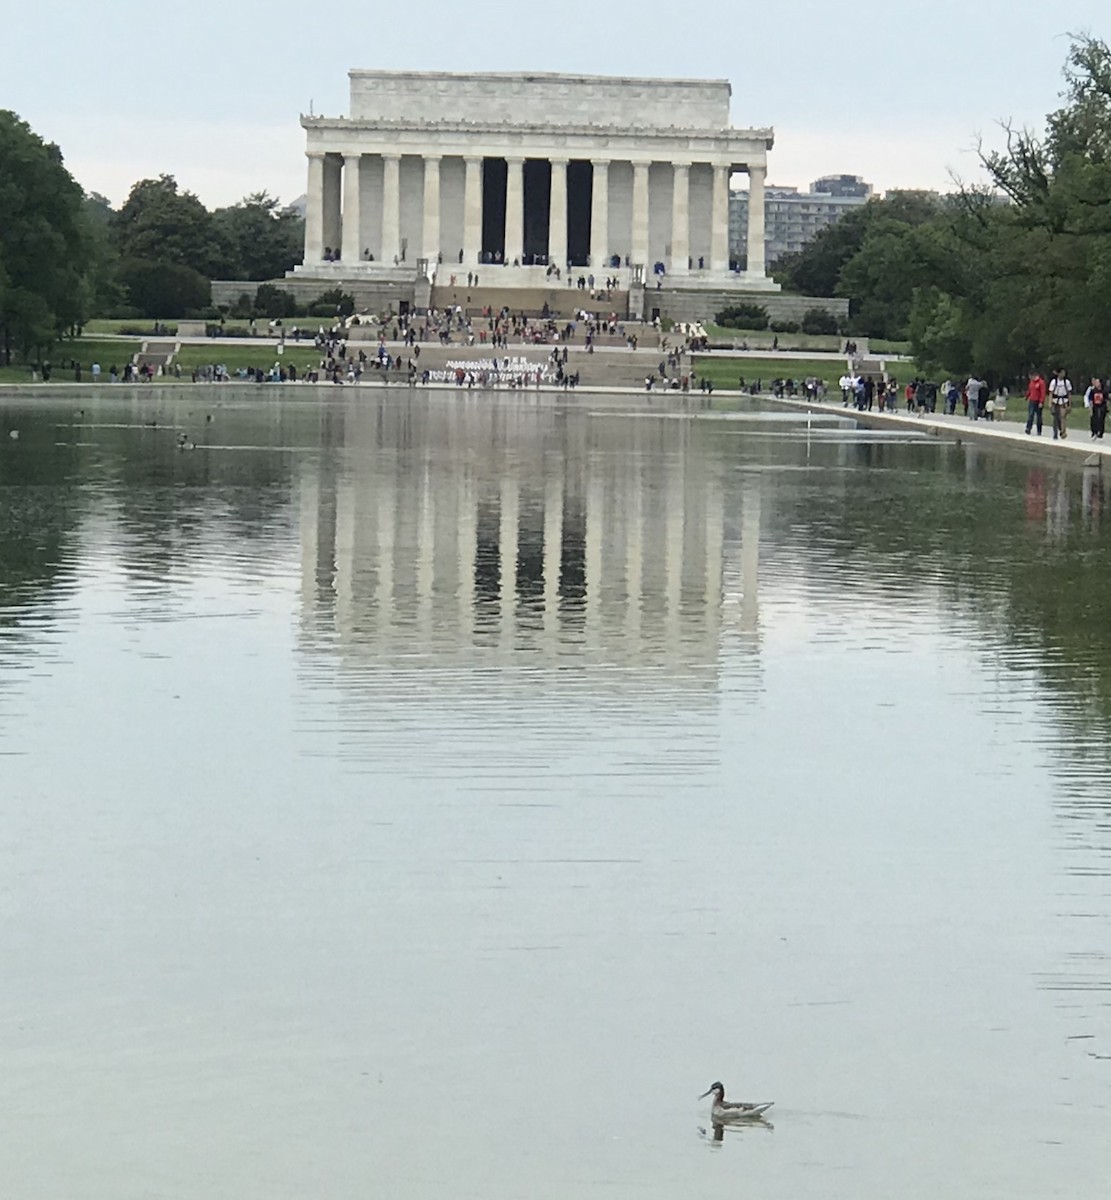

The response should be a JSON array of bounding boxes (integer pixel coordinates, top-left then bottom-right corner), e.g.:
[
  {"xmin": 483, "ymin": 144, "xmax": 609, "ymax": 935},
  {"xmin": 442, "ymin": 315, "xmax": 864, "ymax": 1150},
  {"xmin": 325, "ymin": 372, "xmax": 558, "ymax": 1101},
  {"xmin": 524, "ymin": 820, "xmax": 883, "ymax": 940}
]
[
  {"xmin": 770, "ymin": 320, "xmax": 800, "ymax": 334},
  {"xmin": 227, "ymin": 292, "xmax": 255, "ymax": 318},
  {"xmin": 254, "ymin": 283, "xmax": 301, "ymax": 319},
  {"xmin": 309, "ymin": 289, "xmax": 356, "ymax": 318},
  {"xmin": 714, "ymin": 303, "xmax": 769, "ymax": 330},
  {"xmin": 800, "ymin": 308, "xmax": 840, "ymax": 336},
  {"xmin": 118, "ymin": 258, "xmax": 210, "ymax": 319}
]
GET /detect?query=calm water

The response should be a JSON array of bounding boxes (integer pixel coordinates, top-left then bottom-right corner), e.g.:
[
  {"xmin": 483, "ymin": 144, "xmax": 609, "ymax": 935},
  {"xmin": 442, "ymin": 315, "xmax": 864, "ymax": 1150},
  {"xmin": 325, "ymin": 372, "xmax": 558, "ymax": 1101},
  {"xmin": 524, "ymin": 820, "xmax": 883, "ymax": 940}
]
[{"xmin": 1, "ymin": 390, "xmax": 1109, "ymax": 1199}]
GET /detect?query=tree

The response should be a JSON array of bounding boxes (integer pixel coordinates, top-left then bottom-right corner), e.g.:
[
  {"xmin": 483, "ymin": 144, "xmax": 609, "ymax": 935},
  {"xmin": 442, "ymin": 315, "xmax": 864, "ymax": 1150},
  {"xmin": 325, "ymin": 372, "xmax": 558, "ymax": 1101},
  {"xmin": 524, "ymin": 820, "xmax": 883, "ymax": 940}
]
[
  {"xmin": 213, "ymin": 192, "xmax": 305, "ymax": 280},
  {"xmin": 773, "ymin": 191, "xmax": 944, "ymax": 338},
  {"xmin": 113, "ymin": 175, "xmax": 229, "ymax": 278},
  {"xmin": 0, "ymin": 110, "xmax": 94, "ymax": 362},
  {"xmin": 911, "ymin": 33, "xmax": 1111, "ymax": 378},
  {"xmin": 117, "ymin": 258, "xmax": 210, "ymax": 318}
]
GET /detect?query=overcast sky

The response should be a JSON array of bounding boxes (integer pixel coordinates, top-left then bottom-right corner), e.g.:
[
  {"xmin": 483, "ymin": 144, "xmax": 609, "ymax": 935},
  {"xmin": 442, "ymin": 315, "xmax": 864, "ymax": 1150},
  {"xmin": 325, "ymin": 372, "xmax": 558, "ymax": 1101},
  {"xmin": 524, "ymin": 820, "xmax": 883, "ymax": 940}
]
[{"xmin": 3, "ymin": 0, "xmax": 1105, "ymax": 208}]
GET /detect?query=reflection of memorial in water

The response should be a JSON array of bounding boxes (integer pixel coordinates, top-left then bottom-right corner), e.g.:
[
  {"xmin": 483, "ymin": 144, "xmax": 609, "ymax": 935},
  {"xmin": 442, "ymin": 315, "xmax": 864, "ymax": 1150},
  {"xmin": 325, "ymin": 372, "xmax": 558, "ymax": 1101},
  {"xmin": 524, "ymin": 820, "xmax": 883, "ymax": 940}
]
[{"xmin": 296, "ymin": 395, "xmax": 763, "ymax": 683}]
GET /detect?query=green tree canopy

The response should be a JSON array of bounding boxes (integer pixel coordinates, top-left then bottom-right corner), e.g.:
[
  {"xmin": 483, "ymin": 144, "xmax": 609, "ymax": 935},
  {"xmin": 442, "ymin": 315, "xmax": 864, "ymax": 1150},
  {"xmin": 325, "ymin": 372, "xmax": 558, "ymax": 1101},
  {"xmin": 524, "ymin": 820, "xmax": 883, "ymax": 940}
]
[
  {"xmin": 212, "ymin": 192, "xmax": 305, "ymax": 280},
  {"xmin": 0, "ymin": 110, "xmax": 94, "ymax": 362},
  {"xmin": 912, "ymin": 33, "xmax": 1111, "ymax": 378},
  {"xmin": 113, "ymin": 174, "xmax": 229, "ymax": 278}
]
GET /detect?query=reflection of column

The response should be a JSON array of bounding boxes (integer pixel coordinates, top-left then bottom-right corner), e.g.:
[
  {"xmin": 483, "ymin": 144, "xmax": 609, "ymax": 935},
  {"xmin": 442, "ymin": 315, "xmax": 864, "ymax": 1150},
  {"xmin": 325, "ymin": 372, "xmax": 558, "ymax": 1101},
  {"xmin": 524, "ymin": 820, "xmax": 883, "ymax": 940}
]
[
  {"xmin": 664, "ymin": 449, "xmax": 685, "ymax": 650},
  {"xmin": 543, "ymin": 471, "xmax": 563, "ymax": 643},
  {"xmin": 740, "ymin": 479, "xmax": 761, "ymax": 637},
  {"xmin": 416, "ymin": 464, "xmax": 434, "ymax": 643},
  {"xmin": 322, "ymin": 155, "xmax": 342, "ymax": 256},
  {"xmin": 670, "ymin": 162, "xmax": 690, "ymax": 275},
  {"xmin": 304, "ymin": 152, "xmax": 325, "ymax": 263},
  {"xmin": 504, "ymin": 156, "xmax": 524, "ymax": 265},
  {"xmin": 548, "ymin": 158, "xmax": 568, "ymax": 268},
  {"xmin": 500, "ymin": 474, "xmax": 519, "ymax": 644},
  {"xmin": 625, "ymin": 455, "xmax": 643, "ymax": 650},
  {"xmin": 590, "ymin": 159, "xmax": 609, "ymax": 269},
  {"xmin": 585, "ymin": 463, "xmax": 604, "ymax": 651},
  {"xmin": 711, "ymin": 162, "xmax": 731, "ymax": 273},
  {"xmin": 422, "ymin": 155, "xmax": 441, "ymax": 263},
  {"xmin": 705, "ymin": 483, "xmax": 724, "ymax": 615},
  {"xmin": 746, "ymin": 164, "xmax": 767, "ymax": 278},
  {"xmin": 376, "ymin": 470, "xmax": 397, "ymax": 632},
  {"xmin": 458, "ymin": 470, "xmax": 477, "ymax": 640},
  {"xmin": 463, "ymin": 156, "xmax": 483, "ymax": 265},
  {"xmin": 632, "ymin": 162, "xmax": 650, "ymax": 266},
  {"xmin": 381, "ymin": 153, "xmax": 401, "ymax": 265},
  {"xmin": 335, "ymin": 472, "xmax": 356, "ymax": 635},
  {"xmin": 342, "ymin": 153, "xmax": 362, "ymax": 261}
]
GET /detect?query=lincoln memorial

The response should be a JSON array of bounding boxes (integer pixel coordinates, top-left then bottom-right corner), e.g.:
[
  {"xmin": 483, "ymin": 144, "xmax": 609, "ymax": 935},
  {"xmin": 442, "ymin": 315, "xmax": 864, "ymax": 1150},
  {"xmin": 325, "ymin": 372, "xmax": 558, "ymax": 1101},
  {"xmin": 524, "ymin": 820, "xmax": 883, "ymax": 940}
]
[{"xmin": 282, "ymin": 70, "xmax": 782, "ymax": 316}]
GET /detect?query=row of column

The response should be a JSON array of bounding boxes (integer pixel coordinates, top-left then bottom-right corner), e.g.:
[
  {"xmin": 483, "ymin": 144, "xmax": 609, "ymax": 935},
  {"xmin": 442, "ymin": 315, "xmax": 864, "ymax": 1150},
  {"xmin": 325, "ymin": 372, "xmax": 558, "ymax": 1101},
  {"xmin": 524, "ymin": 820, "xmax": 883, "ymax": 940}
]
[{"xmin": 305, "ymin": 152, "xmax": 768, "ymax": 276}]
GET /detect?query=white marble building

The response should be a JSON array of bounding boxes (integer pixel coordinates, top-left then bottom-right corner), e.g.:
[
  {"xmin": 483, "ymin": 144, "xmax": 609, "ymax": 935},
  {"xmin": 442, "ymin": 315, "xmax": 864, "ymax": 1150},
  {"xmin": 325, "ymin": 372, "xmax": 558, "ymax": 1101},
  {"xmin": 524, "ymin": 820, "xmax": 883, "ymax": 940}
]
[{"xmin": 293, "ymin": 70, "xmax": 778, "ymax": 295}]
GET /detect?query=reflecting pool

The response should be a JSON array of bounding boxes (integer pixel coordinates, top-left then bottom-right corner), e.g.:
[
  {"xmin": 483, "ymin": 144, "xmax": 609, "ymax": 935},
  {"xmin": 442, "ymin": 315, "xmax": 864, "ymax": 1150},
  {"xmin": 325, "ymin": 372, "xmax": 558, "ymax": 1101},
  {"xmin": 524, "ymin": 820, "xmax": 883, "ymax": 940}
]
[{"xmin": 1, "ymin": 390, "xmax": 1109, "ymax": 1199}]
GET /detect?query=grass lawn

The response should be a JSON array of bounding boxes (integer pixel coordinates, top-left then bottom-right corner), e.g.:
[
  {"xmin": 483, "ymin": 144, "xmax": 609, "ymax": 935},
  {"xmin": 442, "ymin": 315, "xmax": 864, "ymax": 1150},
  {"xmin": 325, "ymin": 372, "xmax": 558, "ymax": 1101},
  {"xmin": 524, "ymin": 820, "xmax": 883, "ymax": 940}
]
[
  {"xmin": 0, "ymin": 340, "xmax": 143, "ymax": 384},
  {"xmin": 170, "ymin": 343, "xmax": 320, "ymax": 374},
  {"xmin": 700, "ymin": 324, "xmax": 911, "ymax": 357},
  {"xmin": 83, "ymin": 319, "xmax": 177, "ymax": 336},
  {"xmin": 692, "ymin": 355, "xmax": 922, "ymax": 391}
]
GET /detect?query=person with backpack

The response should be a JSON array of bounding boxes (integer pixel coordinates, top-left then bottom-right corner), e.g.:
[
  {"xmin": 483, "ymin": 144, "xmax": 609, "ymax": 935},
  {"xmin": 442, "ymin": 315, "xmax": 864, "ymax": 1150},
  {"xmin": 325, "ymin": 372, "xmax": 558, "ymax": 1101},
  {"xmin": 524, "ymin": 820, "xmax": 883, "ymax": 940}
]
[{"xmin": 1050, "ymin": 369, "xmax": 1073, "ymax": 440}]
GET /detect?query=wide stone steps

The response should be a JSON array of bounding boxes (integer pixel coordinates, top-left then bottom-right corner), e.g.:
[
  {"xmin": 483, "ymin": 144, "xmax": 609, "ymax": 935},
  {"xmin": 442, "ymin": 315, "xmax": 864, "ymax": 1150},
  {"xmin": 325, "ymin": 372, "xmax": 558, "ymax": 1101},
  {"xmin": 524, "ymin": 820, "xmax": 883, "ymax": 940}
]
[{"xmin": 429, "ymin": 284, "xmax": 629, "ymax": 320}]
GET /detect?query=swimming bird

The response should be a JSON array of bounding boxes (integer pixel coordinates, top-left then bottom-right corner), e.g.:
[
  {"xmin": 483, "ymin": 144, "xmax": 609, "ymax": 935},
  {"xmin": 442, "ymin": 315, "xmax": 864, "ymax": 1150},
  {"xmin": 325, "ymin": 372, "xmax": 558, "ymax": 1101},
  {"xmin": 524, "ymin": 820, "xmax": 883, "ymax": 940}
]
[{"xmin": 699, "ymin": 1082, "xmax": 773, "ymax": 1121}]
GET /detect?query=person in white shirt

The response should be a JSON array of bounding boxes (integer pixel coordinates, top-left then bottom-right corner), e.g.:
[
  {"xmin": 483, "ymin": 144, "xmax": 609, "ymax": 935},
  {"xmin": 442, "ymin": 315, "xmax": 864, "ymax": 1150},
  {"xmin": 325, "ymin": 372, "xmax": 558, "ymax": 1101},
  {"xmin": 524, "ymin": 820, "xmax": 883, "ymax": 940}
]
[{"xmin": 1049, "ymin": 369, "xmax": 1073, "ymax": 440}]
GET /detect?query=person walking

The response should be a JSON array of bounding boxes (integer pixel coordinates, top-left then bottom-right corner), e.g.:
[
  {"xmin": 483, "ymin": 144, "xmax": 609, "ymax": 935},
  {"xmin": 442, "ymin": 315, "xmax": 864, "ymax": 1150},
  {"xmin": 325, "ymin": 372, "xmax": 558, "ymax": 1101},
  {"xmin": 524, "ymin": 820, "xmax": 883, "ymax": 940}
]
[
  {"xmin": 966, "ymin": 373, "xmax": 985, "ymax": 419},
  {"xmin": 1050, "ymin": 369, "xmax": 1072, "ymax": 439},
  {"xmin": 1025, "ymin": 370, "xmax": 1047, "ymax": 434},
  {"xmin": 1085, "ymin": 377, "xmax": 1107, "ymax": 439}
]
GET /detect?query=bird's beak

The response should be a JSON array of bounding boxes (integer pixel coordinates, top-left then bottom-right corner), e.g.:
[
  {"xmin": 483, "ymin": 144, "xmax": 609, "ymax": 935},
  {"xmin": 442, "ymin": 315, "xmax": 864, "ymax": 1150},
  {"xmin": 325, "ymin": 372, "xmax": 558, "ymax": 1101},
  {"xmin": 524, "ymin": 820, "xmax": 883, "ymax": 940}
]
[{"xmin": 698, "ymin": 1087, "xmax": 714, "ymax": 1100}]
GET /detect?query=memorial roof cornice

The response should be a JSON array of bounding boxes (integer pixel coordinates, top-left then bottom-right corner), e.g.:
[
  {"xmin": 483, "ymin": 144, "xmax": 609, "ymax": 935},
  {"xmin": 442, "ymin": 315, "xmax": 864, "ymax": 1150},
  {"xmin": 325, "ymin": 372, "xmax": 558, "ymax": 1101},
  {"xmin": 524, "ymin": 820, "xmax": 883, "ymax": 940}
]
[{"xmin": 301, "ymin": 115, "xmax": 774, "ymax": 147}]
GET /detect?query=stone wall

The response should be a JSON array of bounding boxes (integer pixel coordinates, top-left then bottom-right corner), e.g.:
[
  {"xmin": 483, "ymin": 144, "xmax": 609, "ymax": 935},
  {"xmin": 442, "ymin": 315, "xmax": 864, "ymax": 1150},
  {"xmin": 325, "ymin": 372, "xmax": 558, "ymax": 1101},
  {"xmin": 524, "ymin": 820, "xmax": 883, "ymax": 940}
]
[
  {"xmin": 212, "ymin": 278, "xmax": 420, "ymax": 315},
  {"xmin": 647, "ymin": 287, "xmax": 850, "ymax": 325}
]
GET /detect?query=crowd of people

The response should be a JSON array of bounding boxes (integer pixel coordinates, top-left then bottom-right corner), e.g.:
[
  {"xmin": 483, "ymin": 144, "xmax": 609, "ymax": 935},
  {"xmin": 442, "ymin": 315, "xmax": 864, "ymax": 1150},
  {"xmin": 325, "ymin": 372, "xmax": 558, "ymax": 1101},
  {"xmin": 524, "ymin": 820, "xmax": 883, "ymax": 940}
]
[
  {"xmin": 1022, "ymin": 370, "xmax": 1107, "ymax": 440},
  {"xmin": 833, "ymin": 367, "xmax": 1110, "ymax": 442}
]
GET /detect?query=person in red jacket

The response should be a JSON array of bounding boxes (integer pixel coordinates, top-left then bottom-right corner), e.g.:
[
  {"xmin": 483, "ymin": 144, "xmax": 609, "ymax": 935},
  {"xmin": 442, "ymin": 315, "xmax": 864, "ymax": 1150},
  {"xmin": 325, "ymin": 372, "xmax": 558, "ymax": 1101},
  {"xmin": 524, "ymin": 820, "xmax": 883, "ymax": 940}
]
[
  {"xmin": 1086, "ymin": 377, "xmax": 1107, "ymax": 439},
  {"xmin": 1025, "ymin": 371, "xmax": 1047, "ymax": 435}
]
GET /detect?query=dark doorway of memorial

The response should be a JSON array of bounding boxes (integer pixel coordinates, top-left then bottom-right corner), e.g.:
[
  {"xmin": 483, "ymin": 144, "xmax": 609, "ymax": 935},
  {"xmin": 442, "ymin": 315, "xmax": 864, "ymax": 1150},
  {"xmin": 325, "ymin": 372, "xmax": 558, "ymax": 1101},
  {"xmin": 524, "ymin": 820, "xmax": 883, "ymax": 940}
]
[
  {"xmin": 482, "ymin": 158, "xmax": 507, "ymax": 264},
  {"xmin": 567, "ymin": 161, "xmax": 593, "ymax": 267},
  {"xmin": 523, "ymin": 160, "xmax": 552, "ymax": 264}
]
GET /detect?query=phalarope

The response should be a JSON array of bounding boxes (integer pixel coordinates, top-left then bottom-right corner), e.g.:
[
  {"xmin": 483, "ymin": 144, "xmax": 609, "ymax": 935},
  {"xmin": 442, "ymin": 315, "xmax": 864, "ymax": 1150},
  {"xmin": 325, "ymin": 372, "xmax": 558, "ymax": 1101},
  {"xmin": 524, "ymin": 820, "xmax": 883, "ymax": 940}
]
[{"xmin": 699, "ymin": 1081, "xmax": 773, "ymax": 1121}]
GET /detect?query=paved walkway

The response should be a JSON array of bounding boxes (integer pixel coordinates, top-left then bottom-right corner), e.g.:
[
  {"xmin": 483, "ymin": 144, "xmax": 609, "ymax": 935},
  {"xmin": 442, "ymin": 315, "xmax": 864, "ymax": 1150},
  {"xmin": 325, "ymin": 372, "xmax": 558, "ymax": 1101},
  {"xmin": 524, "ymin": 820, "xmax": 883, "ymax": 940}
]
[{"xmin": 765, "ymin": 394, "xmax": 1111, "ymax": 464}]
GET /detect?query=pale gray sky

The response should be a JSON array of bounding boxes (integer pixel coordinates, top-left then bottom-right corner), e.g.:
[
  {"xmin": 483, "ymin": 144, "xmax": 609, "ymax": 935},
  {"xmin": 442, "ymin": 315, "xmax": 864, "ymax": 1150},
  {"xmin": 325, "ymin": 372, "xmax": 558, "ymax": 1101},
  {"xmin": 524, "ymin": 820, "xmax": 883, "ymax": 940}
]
[{"xmin": 3, "ymin": 0, "xmax": 1105, "ymax": 207}]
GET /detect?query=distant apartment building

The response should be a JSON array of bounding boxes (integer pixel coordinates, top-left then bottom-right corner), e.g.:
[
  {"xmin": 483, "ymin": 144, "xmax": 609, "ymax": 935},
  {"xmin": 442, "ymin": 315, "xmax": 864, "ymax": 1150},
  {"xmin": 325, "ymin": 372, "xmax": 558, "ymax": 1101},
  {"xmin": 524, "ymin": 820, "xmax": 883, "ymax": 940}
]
[{"xmin": 730, "ymin": 174, "xmax": 873, "ymax": 269}]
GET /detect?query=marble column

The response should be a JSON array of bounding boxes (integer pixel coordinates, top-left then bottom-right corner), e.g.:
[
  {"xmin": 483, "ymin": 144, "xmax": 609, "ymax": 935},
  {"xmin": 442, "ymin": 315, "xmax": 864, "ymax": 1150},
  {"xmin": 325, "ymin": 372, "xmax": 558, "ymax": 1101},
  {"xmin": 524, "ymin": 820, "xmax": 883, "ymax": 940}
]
[
  {"xmin": 631, "ymin": 162, "xmax": 650, "ymax": 267},
  {"xmin": 589, "ymin": 159, "xmax": 609, "ymax": 270},
  {"xmin": 463, "ymin": 155, "xmax": 483, "ymax": 265},
  {"xmin": 304, "ymin": 152, "xmax": 325, "ymax": 263},
  {"xmin": 746, "ymin": 164, "xmax": 767, "ymax": 278},
  {"xmin": 322, "ymin": 155, "xmax": 342, "ymax": 258},
  {"xmin": 711, "ymin": 162, "xmax": 731, "ymax": 273},
  {"xmin": 670, "ymin": 161, "xmax": 690, "ymax": 275},
  {"xmin": 504, "ymin": 156, "xmax": 524, "ymax": 265},
  {"xmin": 342, "ymin": 153, "xmax": 362, "ymax": 261},
  {"xmin": 381, "ymin": 153, "xmax": 401, "ymax": 266},
  {"xmin": 422, "ymin": 154, "xmax": 441, "ymax": 264},
  {"xmin": 548, "ymin": 157, "xmax": 568, "ymax": 269}
]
